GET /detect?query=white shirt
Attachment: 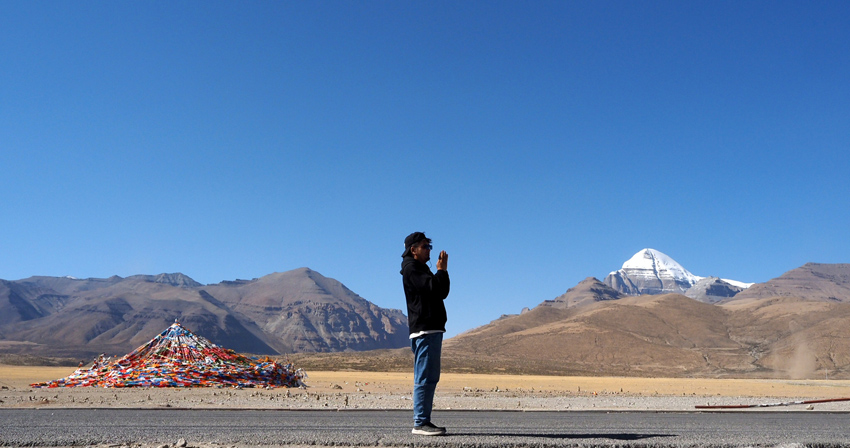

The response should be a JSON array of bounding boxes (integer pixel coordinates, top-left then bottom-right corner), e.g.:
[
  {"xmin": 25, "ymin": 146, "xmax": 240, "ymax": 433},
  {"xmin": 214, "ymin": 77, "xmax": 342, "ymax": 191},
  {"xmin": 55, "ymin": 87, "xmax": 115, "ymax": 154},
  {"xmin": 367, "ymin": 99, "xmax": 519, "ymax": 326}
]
[{"xmin": 409, "ymin": 329, "xmax": 445, "ymax": 339}]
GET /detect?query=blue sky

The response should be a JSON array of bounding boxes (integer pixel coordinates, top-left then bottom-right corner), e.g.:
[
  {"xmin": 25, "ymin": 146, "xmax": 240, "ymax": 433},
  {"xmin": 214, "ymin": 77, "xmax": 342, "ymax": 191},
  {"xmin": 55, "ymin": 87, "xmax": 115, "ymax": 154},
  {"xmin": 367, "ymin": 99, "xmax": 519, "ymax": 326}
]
[{"xmin": 2, "ymin": 1, "xmax": 849, "ymax": 337}]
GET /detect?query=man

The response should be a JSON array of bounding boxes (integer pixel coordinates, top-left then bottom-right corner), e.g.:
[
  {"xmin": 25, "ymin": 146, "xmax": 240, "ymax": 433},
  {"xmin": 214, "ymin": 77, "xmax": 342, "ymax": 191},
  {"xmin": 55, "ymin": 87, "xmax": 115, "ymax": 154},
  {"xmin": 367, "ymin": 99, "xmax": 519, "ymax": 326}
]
[{"xmin": 401, "ymin": 231, "xmax": 450, "ymax": 436}]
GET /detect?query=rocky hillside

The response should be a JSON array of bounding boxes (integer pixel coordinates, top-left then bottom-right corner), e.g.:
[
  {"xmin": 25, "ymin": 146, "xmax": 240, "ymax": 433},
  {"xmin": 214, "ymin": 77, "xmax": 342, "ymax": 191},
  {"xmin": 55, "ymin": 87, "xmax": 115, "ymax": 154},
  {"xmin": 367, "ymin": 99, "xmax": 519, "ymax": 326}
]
[
  {"xmin": 603, "ymin": 249, "xmax": 752, "ymax": 300},
  {"xmin": 538, "ymin": 277, "xmax": 623, "ymax": 309},
  {"xmin": 686, "ymin": 277, "xmax": 744, "ymax": 303},
  {"xmin": 731, "ymin": 263, "xmax": 850, "ymax": 302},
  {"xmin": 0, "ymin": 269, "xmax": 409, "ymax": 359},
  {"xmin": 200, "ymin": 268, "xmax": 409, "ymax": 353},
  {"xmin": 443, "ymin": 263, "xmax": 850, "ymax": 379}
]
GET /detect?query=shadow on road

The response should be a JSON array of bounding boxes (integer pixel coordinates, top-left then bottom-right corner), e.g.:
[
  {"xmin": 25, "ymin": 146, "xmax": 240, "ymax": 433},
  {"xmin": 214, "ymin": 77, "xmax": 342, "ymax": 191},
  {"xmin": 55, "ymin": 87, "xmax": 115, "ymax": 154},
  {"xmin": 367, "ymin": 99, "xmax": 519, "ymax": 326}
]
[{"xmin": 447, "ymin": 433, "xmax": 676, "ymax": 441}]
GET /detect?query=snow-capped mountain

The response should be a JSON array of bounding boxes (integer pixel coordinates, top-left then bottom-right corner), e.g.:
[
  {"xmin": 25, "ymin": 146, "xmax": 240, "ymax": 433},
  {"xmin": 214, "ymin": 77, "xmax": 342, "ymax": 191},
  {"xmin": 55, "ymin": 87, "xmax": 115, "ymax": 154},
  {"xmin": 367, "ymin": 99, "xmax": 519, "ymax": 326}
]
[{"xmin": 603, "ymin": 248, "xmax": 753, "ymax": 301}]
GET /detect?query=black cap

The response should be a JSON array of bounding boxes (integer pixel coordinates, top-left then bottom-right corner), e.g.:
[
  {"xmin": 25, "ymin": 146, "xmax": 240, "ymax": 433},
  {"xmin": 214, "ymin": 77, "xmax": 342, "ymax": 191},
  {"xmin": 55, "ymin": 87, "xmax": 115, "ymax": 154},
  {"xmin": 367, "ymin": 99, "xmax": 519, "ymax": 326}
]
[{"xmin": 402, "ymin": 231, "xmax": 429, "ymax": 257}]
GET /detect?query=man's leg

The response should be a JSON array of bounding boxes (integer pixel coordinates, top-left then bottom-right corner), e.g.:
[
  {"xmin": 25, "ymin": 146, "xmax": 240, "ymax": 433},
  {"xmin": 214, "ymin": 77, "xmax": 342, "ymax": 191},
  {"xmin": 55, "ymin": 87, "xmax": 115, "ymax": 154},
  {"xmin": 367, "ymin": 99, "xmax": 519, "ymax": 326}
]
[{"xmin": 411, "ymin": 333, "xmax": 443, "ymax": 433}]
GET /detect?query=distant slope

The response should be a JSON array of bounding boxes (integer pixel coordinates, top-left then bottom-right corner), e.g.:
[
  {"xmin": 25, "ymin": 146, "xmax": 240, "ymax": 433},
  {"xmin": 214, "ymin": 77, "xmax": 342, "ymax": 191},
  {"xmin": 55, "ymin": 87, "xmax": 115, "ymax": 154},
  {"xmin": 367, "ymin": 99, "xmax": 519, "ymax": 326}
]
[
  {"xmin": 444, "ymin": 263, "xmax": 850, "ymax": 378},
  {"xmin": 8, "ymin": 262, "xmax": 850, "ymax": 378},
  {"xmin": 5, "ymin": 275, "xmax": 277, "ymax": 357},
  {"xmin": 603, "ymin": 248, "xmax": 752, "ymax": 297},
  {"xmin": 731, "ymin": 263, "xmax": 850, "ymax": 302},
  {"xmin": 539, "ymin": 277, "xmax": 623, "ymax": 309},
  {"xmin": 722, "ymin": 296, "xmax": 850, "ymax": 378},
  {"xmin": 686, "ymin": 277, "xmax": 744, "ymax": 303},
  {"xmin": 0, "ymin": 278, "xmax": 79, "ymax": 330},
  {"xmin": 603, "ymin": 249, "xmax": 701, "ymax": 295},
  {"xmin": 201, "ymin": 268, "xmax": 409, "ymax": 353},
  {"xmin": 445, "ymin": 294, "xmax": 740, "ymax": 377},
  {"xmin": 0, "ymin": 269, "xmax": 409, "ymax": 359}
]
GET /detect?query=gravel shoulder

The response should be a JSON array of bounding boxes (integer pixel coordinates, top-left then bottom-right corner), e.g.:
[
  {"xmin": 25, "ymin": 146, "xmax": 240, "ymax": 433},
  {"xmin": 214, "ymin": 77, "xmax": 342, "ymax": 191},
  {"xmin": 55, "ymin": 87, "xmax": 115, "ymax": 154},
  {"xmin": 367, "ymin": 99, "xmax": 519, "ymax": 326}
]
[{"xmin": 4, "ymin": 365, "xmax": 850, "ymax": 412}]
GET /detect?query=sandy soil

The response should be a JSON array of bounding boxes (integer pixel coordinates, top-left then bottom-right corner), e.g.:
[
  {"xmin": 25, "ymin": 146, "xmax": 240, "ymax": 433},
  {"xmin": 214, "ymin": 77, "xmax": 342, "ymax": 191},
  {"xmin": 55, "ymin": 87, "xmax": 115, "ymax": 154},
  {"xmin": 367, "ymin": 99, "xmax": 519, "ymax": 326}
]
[{"xmin": 3, "ymin": 365, "xmax": 850, "ymax": 411}]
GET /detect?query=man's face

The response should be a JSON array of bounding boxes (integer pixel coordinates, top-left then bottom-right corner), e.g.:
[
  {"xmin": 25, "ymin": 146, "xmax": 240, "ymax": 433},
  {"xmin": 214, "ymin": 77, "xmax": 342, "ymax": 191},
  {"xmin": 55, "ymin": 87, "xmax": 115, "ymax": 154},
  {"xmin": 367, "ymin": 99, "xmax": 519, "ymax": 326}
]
[{"xmin": 411, "ymin": 241, "xmax": 432, "ymax": 263}]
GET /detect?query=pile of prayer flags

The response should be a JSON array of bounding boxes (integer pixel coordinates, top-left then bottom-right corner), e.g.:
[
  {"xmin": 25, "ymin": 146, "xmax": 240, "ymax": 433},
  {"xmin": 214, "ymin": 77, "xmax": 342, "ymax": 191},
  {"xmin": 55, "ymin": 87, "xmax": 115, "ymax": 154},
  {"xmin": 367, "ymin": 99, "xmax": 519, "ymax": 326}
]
[{"xmin": 31, "ymin": 321, "xmax": 305, "ymax": 388}]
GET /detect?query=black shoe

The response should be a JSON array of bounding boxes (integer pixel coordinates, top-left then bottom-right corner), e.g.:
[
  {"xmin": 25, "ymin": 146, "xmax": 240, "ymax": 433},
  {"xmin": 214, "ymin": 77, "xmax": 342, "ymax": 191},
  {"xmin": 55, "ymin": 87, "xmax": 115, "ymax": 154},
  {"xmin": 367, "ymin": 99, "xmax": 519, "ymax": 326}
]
[{"xmin": 412, "ymin": 422, "xmax": 446, "ymax": 436}]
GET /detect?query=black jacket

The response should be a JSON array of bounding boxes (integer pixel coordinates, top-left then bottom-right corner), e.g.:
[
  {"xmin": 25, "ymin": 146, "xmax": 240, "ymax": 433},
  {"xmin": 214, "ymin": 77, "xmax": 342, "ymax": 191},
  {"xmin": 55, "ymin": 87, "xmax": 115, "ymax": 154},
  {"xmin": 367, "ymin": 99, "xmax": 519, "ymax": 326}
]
[{"xmin": 401, "ymin": 255, "xmax": 450, "ymax": 335}]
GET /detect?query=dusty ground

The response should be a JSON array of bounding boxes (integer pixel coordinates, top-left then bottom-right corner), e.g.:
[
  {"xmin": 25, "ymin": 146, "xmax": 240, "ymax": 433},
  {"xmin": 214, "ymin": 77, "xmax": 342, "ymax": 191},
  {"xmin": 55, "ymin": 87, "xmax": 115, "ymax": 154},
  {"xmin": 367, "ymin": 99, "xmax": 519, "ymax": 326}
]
[{"xmin": 4, "ymin": 364, "xmax": 850, "ymax": 411}]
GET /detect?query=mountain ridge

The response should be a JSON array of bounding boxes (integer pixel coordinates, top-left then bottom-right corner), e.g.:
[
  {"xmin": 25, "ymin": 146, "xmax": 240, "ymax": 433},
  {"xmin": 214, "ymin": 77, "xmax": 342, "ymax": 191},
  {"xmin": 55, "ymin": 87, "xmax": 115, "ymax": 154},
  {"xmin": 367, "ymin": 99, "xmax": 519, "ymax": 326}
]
[
  {"xmin": 604, "ymin": 248, "xmax": 752, "ymax": 301},
  {"xmin": 6, "ymin": 258, "xmax": 850, "ymax": 379},
  {"xmin": 730, "ymin": 263, "xmax": 850, "ymax": 302},
  {"xmin": 443, "ymin": 262, "xmax": 850, "ymax": 378},
  {"xmin": 0, "ymin": 268, "xmax": 408, "ymax": 359}
]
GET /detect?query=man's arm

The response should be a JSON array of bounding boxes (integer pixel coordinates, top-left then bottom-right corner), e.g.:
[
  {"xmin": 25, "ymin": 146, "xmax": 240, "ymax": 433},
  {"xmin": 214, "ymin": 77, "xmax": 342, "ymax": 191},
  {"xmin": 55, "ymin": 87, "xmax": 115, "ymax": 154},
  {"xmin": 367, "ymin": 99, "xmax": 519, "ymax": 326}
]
[{"xmin": 434, "ymin": 251, "xmax": 450, "ymax": 300}]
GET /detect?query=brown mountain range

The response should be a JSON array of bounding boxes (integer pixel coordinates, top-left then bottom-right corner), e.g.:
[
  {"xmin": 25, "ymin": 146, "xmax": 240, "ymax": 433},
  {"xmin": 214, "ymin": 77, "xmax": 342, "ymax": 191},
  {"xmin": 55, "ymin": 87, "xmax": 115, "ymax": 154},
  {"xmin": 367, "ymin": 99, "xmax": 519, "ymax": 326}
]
[
  {"xmin": 440, "ymin": 264, "xmax": 850, "ymax": 379},
  {"xmin": 730, "ymin": 263, "xmax": 850, "ymax": 302},
  {"xmin": 5, "ymin": 262, "xmax": 850, "ymax": 379},
  {"xmin": 0, "ymin": 268, "xmax": 408, "ymax": 359}
]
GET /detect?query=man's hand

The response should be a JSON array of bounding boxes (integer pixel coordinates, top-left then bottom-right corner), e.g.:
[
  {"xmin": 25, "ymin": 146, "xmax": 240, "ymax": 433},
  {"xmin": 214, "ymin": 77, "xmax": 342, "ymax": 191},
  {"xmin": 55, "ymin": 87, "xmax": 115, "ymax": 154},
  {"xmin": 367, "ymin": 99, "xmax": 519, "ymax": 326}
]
[{"xmin": 436, "ymin": 250, "xmax": 448, "ymax": 271}]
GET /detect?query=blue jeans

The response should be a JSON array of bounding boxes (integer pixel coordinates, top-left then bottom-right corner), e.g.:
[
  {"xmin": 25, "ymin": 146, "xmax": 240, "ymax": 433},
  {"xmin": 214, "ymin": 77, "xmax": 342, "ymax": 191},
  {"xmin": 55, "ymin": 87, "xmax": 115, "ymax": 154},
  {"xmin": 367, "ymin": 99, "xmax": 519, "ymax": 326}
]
[{"xmin": 411, "ymin": 332, "xmax": 442, "ymax": 426}]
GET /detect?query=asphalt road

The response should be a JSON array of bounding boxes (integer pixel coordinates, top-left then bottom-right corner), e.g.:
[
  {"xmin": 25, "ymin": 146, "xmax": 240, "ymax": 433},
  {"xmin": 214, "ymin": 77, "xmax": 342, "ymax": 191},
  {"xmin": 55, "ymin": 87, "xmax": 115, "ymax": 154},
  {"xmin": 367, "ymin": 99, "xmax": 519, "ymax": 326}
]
[{"xmin": 2, "ymin": 409, "xmax": 850, "ymax": 447}]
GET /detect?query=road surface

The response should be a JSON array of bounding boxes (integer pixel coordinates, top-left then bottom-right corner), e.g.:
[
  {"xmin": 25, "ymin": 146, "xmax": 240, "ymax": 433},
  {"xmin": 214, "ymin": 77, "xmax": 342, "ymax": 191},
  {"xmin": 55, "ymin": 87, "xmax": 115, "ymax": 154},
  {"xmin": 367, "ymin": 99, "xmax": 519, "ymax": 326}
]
[{"xmin": 2, "ymin": 409, "xmax": 850, "ymax": 447}]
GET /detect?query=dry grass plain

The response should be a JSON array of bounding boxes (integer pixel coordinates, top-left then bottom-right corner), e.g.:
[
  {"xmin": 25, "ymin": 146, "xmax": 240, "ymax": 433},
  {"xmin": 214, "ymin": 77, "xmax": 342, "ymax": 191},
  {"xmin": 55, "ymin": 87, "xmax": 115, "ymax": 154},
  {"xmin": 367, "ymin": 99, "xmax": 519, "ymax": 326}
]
[{"xmin": 4, "ymin": 364, "xmax": 850, "ymax": 411}]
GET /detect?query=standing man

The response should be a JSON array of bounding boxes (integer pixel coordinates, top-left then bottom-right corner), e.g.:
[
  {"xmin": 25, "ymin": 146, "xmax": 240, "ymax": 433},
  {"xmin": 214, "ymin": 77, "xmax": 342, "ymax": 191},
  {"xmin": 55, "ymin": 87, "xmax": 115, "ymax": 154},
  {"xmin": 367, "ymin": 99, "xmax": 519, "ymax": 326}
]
[{"xmin": 401, "ymin": 231, "xmax": 450, "ymax": 436}]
